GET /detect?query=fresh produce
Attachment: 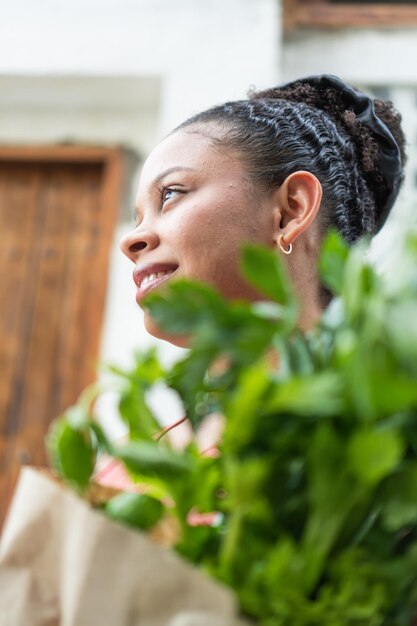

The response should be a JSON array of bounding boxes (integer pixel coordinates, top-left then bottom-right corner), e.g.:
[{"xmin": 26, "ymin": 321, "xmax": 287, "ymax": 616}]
[{"xmin": 48, "ymin": 230, "xmax": 417, "ymax": 625}]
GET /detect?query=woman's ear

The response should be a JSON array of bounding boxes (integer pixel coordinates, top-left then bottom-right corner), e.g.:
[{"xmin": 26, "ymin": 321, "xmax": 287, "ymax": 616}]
[{"xmin": 272, "ymin": 171, "xmax": 322, "ymax": 247}]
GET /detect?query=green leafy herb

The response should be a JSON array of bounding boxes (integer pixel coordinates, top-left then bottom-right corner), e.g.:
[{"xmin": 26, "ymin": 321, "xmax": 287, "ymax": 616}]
[
  {"xmin": 105, "ymin": 493, "xmax": 164, "ymax": 531},
  {"xmin": 48, "ymin": 229, "xmax": 417, "ymax": 625}
]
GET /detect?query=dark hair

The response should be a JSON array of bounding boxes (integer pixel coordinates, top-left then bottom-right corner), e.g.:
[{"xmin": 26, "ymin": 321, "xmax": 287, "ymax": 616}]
[{"xmin": 175, "ymin": 77, "xmax": 406, "ymax": 244}]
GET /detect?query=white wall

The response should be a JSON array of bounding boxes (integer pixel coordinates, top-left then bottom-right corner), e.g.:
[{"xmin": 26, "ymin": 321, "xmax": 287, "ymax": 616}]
[
  {"xmin": 0, "ymin": 0, "xmax": 281, "ymax": 137},
  {"xmin": 282, "ymin": 28, "xmax": 417, "ymax": 86},
  {"xmin": 0, "ymin": 74, "xmax": 161, "ymax": 157}
]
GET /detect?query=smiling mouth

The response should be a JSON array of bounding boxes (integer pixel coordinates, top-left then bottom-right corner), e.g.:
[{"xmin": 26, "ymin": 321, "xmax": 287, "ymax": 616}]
[
  {"xmin": 134, "ymin": 264, "xmax": 179, "ymax": 302},
  {"xmin": 140, "ymin": 269, "xmax": 174, "ymax": 288}
]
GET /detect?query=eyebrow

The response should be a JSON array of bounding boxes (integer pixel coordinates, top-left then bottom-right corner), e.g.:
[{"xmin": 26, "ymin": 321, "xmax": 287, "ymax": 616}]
[
  {"xmin": 152, "ymin": 166, "xmax": 197, "ymax": 186},
  {"xmin": 132, "ymin": 166, "xmax": 197, "ymax": 220}
]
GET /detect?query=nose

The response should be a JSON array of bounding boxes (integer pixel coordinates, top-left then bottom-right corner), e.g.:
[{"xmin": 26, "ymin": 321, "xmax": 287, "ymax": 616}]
[{"xmin": 120, "ymin": 225, "xmax": 160, "ymax": 263}]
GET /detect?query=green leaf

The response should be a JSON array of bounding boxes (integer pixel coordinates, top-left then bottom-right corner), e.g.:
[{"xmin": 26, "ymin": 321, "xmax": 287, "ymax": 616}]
[
  {"xmin": 88, "ymin": 420, "xmax": 113, "ymax": 455},
  {"xmin": 167, "ymin": 346, "xmax": 217, "ymax": 428},
  {"xmin": 131, "ymin": 348, "xmax": 165, "ymax": 386},
  {"xmin": 144, "ymin": 279, "xmax": 227, "ymax": 336},
  {"xmin": 47, "ymin": 412, "xmax": 95, "ymax": 490},
  {"xmin": 302, "ymin": 425, "xmax": 362, "ymax": 591},
  {"xmin": 342, "ymin": 240, "xmax": 376, "ymax": 324},
  {"xmin": 381, "ymin": 463, "xmax": 417, "ymax": 531},
  {"xmin": 225, "ymin": 456, "xmax": 270, "ymax": 508},
  {"xmin": 105, "ymin": 492, "xmax": 164, "ymax": 531},
  {"xmin": 265, "ymin": 538, "xmax": 306, "ymax": 594},
  {"xmin": 106, "ymin": 348, "xmax": 165, "ymax": 389},
  {"xmin": 118, "ymin": 389, "xmax": 159, "ymax": 440},
  {"xmin": 347, "ymin": 429, "xmax": 404, "ymax": 486},
  {"xmin": 241, "ymin": 244, "xmax": 297, "ymax": 316},
  {"xmin": 113, "ymin": 440, "xmax": 193, "ymax": 481},
  {"xmin": 319, "ymin": 230, "xmax": 349, "ymax": 295},
  {"xmin": 275, "ymin": 332, "xmax": 316, "ymax": 380},
  {"xmin": 223, "ymin": 362, "xmax": 271, "ymax": 452},
  {"xmin": 265, "ymin": 372, "xmax": 344, "ymax": 417}
]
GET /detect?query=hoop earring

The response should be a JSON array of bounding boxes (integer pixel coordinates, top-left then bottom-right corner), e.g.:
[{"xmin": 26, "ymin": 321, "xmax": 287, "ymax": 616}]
[{"xmin": 278, "ymin": 235, "xmax": 292, "ymax": 255}]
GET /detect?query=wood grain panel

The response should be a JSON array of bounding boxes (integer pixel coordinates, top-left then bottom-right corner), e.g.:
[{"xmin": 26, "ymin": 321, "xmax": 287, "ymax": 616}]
[
  {"xmin": 0, "ymin": 165, "xmax": 41, "ymax": 478},
  {"xmin": 284, "ymin": 0, "xmax": 417, "ymax": 30},
  {"xmin": 0, "ymin": 149, "xmax": 121, "ymax": 527}
]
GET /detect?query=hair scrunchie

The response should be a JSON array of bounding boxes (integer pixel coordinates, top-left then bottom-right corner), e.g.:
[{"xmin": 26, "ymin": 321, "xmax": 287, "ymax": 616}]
[{"xmin": 280, "ymin": 74, "xmax": 403, "ymax": 230}]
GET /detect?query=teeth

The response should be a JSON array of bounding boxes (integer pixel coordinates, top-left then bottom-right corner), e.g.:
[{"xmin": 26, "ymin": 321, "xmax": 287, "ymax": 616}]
[{"xmin": 140, "ymin": 270, "xmax": 172, "ymax": 288}]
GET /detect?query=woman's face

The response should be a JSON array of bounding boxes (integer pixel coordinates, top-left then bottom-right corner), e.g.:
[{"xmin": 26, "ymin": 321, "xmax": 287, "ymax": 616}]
[{"xmin": 120, "ymin": 127, "xmax": 277, "ymax": 341}]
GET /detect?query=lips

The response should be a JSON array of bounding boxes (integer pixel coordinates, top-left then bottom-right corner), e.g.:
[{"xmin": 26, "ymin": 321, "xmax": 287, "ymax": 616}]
[{"xmin": 133, "ymin": 262, "xmax": 179, "ymax": 302}]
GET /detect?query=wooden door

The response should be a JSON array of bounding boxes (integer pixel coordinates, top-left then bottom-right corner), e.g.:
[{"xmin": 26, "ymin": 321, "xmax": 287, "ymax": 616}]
[{"xmin": 0, "ymin": 146, "xmax": 121, "ymax": 527}]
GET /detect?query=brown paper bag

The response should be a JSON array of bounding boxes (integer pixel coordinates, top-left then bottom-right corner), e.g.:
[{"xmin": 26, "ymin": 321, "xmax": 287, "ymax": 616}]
[{"xmin": 0, "ymin": 468, "xmax": 246, "ymax": 626}]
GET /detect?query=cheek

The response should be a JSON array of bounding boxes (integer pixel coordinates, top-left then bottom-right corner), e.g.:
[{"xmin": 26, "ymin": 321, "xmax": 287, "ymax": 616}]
[
  {"xmin": 175, "ymin": 195, "xmax": 258, "ymax": 251},
  {"xmin": 177, "ymin": 227, "xmax": 262, "ymax": 300},
  {"xmin": 177, "ymin": 216, "xmax": 242, "ymax": 277},
  {"xmin": 164, "ymin": 194, "xmax": 274, "ymax": 296}
]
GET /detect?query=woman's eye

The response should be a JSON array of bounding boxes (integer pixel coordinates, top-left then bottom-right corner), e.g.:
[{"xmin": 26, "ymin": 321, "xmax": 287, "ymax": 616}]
[{"xmin": 162, "ymin": 186, "xmax": 182, "ymax": 204}]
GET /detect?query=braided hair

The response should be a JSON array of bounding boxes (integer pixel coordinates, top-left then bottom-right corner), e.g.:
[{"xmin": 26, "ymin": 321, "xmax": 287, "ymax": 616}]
[{"xmin": 175, "ymin": 76, "xmax": 406, "ymax": 244}]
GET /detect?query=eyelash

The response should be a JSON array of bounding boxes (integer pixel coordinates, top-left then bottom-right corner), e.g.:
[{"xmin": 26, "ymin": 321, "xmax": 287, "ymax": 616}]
[
  {"xmin": 160, "ymin": 185, "xmax": 184, "ymax": 205},
  {"xmin": 133, "ymin": 186, "xmax": 184, "ymax": 226}
]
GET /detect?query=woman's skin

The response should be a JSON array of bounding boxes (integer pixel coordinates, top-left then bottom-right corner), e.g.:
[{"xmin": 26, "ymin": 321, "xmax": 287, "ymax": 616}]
[{"xmin": 120, "ymin": 125, "xmax": 324, "ymax": 344}]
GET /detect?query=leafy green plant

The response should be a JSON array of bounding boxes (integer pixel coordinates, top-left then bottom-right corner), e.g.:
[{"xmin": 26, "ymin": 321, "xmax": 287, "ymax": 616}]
[{"xmin": 47, "ymin": 230, "xmax": 417, "ymax": 625}]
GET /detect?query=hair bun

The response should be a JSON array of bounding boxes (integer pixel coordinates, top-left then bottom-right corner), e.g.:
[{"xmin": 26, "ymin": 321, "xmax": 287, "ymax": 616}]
[{"xmin": 253, "ymin": 74, "xmax": 406, "ymax": 230}]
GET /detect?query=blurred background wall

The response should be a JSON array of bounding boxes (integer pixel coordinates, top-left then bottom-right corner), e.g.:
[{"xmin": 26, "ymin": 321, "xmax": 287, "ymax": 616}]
[{"xmin": 1, "ymin": 0, "xmax": 417, "ymax": 521}]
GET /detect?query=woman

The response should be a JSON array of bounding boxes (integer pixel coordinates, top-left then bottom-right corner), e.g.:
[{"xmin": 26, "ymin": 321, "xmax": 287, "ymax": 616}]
[
  {"xmin": 97, "ymin": 74, "xmax": 406, "ymax": 488},
  {"xmin": 120, "ymin": 74, "xmax": 406, "ymax": 342}
]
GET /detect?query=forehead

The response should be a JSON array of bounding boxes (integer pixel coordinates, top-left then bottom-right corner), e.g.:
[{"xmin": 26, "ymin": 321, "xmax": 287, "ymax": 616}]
[{"xmin": 138, "ymin": 127, "xmax": 245, "ymax": 188}]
